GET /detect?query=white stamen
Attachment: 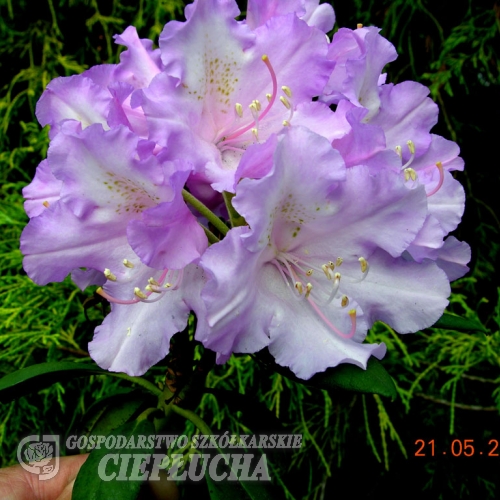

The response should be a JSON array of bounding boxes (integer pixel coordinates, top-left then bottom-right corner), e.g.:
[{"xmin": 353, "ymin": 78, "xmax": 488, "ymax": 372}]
[
  {"xmin": 123, "ymin": 259, "xmax": 134, "ymax": 268},
  {"xmin": 295, "ymin": 281, "xmax": 304, "ymax": 295},
  {"xmin": 404, "ymin": 167, "xmax": 418, "ymax": 182},
  {"xmin": 251, "ymin": 128, "xmax": 259, "ymax": 140},
  {"xmin": 235, "ymin": 102, "xmax": 243, "ymax": 118},
  {"xmin": 358, "ymin": 257, "xmax": 368, "ymax": 274},
  {"xmin": 322, "ymin": 264, "xmax": 333, "ymax": 280},
  {"xmin": 322, "ymin": 273, "xmax": 341, "ymax": 305},
  {"xmin": 279, "ymin": 96, "xmax": 291, "ymax": 109},
  {"xmin": 401, "ymin": 140, "xmax": 416, "ymax": 169},
  {"xmin": 305, "ymin": 283, "xmax": 313, "ymax": 299},
  {"xmin": 336, "ymin": 257, "xmax": 343, "ymax": 267},
  {"xmin": 104, "ymin": 268, "xmax": 117, "ymax": 281},
  {"xmin": 148, "ymin": 277, "xmax": 160, "ymax": 287},
  {"xmin": 134, "ymin": 287, "xmax": 147, "ymax": 299},
  {"xmin": 266, "ymin": 93, "xmax": 272, "ymax": 102},
  {"xmin": 281, "ymin": 85, "xmax": 292, "ymax": 98},
  {"xmin": 395, "ymin": 145, "xmax": 402, "ymax": 159}
]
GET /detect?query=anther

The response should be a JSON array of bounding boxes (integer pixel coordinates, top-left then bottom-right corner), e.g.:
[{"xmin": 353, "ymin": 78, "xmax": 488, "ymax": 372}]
[
  {"xmin": 322, "ymin": 264, "xmax": 333, "ymax": 279},
  {"xmin": 336, "ymin": 257, "xmax": 343, "ymax": 267},
  {"xmin": 219, "ymin": 56, "xmax": 277, "ymax": 146},
  {"xmin": 305, "ymin": 283, "xmax": 313, "ymax": 299},
  {"xmin": 427, "ymin": 161, "xmax": 444, "ymax": 197},
  {"xmin": 266, "ymin": 93, "xmax": 272, "ymax": 102},
  {"xmin": 358, "ymin": 257, "xmax": 368, "ymax": 274},
  {"xmin": 401, "ymin": 141, "xmax": 416, "ymax": 170},
  {"xmin": 282, "ymin": 120, "xmax": 290, "ymax": 126},
  {"xmin": 251, "ymin": 128, "xmax": 259, "ymax": 140},
  {"xmin": 249, "ymin": 101, "xmax": 260, "ymax": 123},
  {"xmin": 148, "ymin": 277, "xmax": 160, "ymax": 287},
  {"xmin": 42, "ymin": 201, "xmax": 50, "ymax": 208},
  {"xmin": 306, "ymin": 269, "xmax": 313, "ymax": 276},
  {"xmin": 104, "ymin": 268, "xmax": 117, "ymax": 281},
  {"xmin": 295, "ymin": 281, "xmax": 304, "ymax": 295},
  {"xmin": 281, "ymin": 86, "xmax": 292, "ymax": 98},
  {"xmin": 249, "ymin": 100, "xmax": 261, "ymax": 113},
  {"xmin": 279, "ymin": 96, "xmax": 291, "ymax": 109},
  {"xmin": 357, "ymin": 23, "xmax": 363, "ymax": 29},
  {"xmin": 404, "ymin": 167, "xmax": 417, "ymax": 182},
  {"xmin": 328, "ymin": 261, "xmax": 335, "ymax": 270},
  {"xmin": 235, "ymin": 103, "xmax": 243, "ymax": 117},
  {"xmin": 145, "ymin": 285, "xmax": 161, "ymax": 293},
  {"xmin": 127, "ymin": 327, "xmax": 131, "ymax": 336},
  {"xmin": 164, "ymin": 283, "xmax": 173, "ymax": 288},
  {"xmin": 123, "ymin": 259, "xmax": 134, "ymax": 268},
  {"xmin": 395, "ymin": 145, "xmax": 402, "ymax": 159},
  {"xmin": 341, "ymin": 295, "xmax": 349, "ymax": 308},
  {"xmin": 134, "ymin": 287, "xmax": 148, "ymax": 299}
]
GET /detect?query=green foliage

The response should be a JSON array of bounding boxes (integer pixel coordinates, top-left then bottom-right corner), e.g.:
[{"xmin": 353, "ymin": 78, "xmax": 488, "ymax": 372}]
[{"xmin": 0, "ymin": 0, "xmax": 499, "ymax": 498}]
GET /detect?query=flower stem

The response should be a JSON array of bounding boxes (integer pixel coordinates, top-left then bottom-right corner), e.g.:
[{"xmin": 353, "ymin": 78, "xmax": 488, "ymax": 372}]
[
  {"xmin": 170, "ymin": 405, "xmax": 213, "ymax": 435},
  {"xmin": 107, "ymin": 372, "xmax": 162, "ymax": 396},
  {"xmin": 223, "ymin": 191, "xmax": 247, "ymax": 227},
  {"xmin": 200, "ymin": 224, "xmax": 220, "ymax": 244},
  {"xmin": 182, "ymin": 189, "xmax": 228, "ymax": 237}
]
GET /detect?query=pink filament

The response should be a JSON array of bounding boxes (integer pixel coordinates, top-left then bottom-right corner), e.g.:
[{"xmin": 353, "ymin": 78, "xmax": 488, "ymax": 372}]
[
  {"xmin": 97, "ymin": 287, "xmax": 140, "ymax": 305},
  {"xmin": 307, "ymin": 297, "xmax": 357, "ymax": 339},
  {"xmin": 218, "ymin": 55, "xmax": 278, "ymax": 145},
  {"xmin": 426, "ymin": 162, "xmax": 444, "ymax": 197}
]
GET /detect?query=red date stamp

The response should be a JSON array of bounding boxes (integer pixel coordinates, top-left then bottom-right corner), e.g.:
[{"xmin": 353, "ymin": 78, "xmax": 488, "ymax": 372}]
[{"xmin": 415, "ymin": 439, "xmax": 499, "ymax": 457}]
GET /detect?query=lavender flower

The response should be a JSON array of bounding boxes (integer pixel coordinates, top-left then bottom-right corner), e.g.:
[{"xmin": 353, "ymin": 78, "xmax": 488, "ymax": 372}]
[{"xmin": 21, "ymin": 0, "xmax": 469, "ymax": 379}]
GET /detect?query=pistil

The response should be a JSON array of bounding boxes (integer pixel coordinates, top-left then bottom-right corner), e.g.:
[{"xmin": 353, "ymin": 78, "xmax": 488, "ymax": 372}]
[
  {"xmin": 426, "ymin": 161, "xmax": 444, "ymax": 197},
  {"xmin": 217, "ymin": 55, "xmax": 278, "ymax": 147},
  {"xmin": 271, "ymin": 251, "xmax": 366, "ymax": 339}
]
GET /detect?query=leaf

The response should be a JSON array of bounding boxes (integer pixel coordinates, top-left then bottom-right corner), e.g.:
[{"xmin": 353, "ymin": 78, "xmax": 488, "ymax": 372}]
[
  {"xmin": 306, "ymin": 358, "xmax": 397, "ymax": 399},
  {"xmin": 430, "ymin": 312, "xmax": 487, "ymax": 333},
  {"xmin": 76, "ymin": 390, "xmax": 154, "ymax": 441},
  {"xmin": 0, "ymin": 362, "xmax": 106, "ymax": 402},
  {"xmin": 255, "ymin": 351, "xmax": 397, "ymax": 399},
  {"xmin": 73, "ymin": 418, "xmax": 156, "ymax": 500}
]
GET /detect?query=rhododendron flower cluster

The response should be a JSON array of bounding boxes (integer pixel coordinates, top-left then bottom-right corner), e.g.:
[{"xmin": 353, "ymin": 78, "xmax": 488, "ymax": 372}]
[{"xmin": 21, "ymin": 0, "xmax": 470, "ymax": 380}]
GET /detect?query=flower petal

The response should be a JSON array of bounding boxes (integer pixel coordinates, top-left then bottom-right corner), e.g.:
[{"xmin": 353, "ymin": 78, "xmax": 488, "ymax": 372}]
[
  {"xmin": 22, "ymin": 160, "xmax": 62, "ymax": 218},
  {"xmin": 341, "ymin": 248, "xmax": 450, "ymax": 333}
]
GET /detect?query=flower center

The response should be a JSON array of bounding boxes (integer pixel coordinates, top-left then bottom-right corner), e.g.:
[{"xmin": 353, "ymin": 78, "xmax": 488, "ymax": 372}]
[
  {"xmin": 97, "ymin": 258, "xmax": 184, "ymax": 305},
  {"xmin": 271, "ymin": 251, "xmax": 369, "ymax": 339},
  {"xmin": 215, "ymin": 55, "xmax": 294, "ymax": 153},
  {"xmin": 396, "ymin": 140, "xmax": 444, "ymax": 196}
]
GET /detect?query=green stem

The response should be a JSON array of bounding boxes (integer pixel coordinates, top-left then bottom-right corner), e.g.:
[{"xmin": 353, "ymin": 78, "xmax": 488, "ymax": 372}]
[
  {"xmin": 136, "ymin": 407, "xmax": 162, "ymax": 423},
  {"xmin": 182, "ymin": 189, "xmax": 228, "ymax": 237},
  {"xmin": 107, "ymin": 372, "xmax": 162, "ymax": 396},
  {"xmin": 170, "ymin": 405, "xmax": 213, "ymax": 435},
  {"xmin": 200, "ymin": 224, "xmax": 220, "ymax": 244},
  {"xmin": 47, "ymin": 0, "xmax": 62, "ymax": 37},
  {"xmin": 222, "ymin": 191, "xmax": 247, "ymax": 227}
]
